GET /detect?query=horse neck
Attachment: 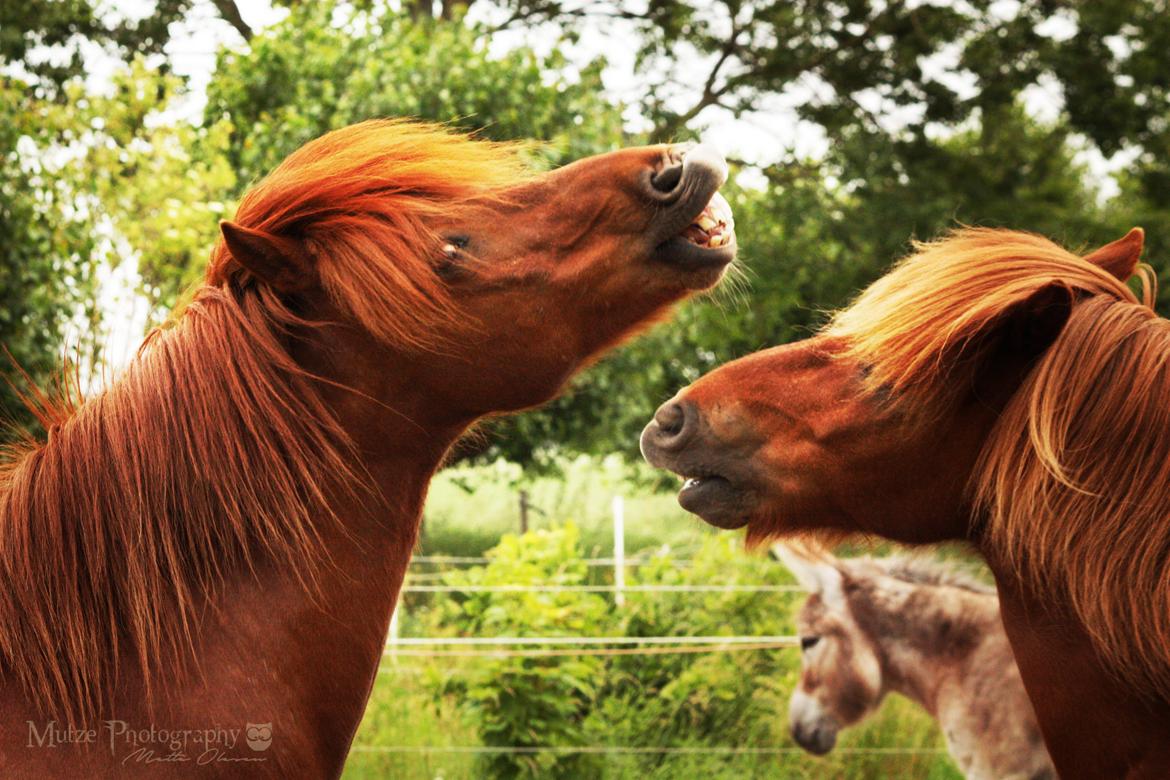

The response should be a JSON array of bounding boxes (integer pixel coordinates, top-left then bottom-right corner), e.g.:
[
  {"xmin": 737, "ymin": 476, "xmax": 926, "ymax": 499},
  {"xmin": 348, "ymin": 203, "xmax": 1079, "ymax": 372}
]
[
  {"xmin": 846, "ymin": 578, "xmax": 997, "ymax": 716},
  {"xmin": 199, "ymin": 347, "xmax": 468, "ymax": 772},
  {"xmin": 984, "ymin": 553, "xmax": 1170, "ymax": 777}
]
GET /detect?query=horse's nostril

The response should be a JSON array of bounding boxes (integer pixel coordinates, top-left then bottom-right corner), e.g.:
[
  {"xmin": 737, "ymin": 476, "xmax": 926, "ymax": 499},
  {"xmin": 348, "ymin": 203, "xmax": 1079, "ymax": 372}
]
[
  {"xmin": 650, "ymin": 160, "xmax": 684, "ymax": 193},
  {"xmin": 646, "ymin": 400, "xmax": 699, "ymax": 453},
  {"xmin": 654, "ymin": 401, "xmax": 686, "ymax": 436}
]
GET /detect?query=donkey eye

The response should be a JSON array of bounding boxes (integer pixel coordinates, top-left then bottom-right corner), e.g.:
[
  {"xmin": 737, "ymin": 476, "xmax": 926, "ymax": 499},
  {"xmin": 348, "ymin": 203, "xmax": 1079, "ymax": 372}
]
[{"xmin": 800, "ymin": 636, "xmax": 821, "ymax": 651}]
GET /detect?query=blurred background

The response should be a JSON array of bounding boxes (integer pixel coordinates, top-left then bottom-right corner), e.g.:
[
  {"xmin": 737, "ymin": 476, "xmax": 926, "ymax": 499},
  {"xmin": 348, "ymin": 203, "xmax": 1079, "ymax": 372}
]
[{"xmin": 3, "ymin": 1, "xmax": 1168, "ymax": 777}]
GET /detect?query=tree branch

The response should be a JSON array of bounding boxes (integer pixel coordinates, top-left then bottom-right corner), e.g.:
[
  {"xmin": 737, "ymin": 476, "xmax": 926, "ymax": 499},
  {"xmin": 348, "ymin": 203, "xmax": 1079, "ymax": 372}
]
[
  {"xmin": 441, "ymin": 0, "xmax": 474, "ymax": 21},
  {"xmin": 651, "ymin": 23, "xmax": 743, "ymax": 142},
  {"xmin": 210, "ymin": 0, "xmax": 253, "ymax": 41}
]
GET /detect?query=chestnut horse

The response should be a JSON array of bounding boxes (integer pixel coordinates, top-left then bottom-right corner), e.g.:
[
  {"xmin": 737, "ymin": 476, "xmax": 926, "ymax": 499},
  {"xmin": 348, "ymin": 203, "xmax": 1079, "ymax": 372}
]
[
  {"xmin": 642, "ymin": 227, "xmax": 1170, "ymax": 778},
  {"xmin": 776, "ymin": 543, "xmax": 1053, "ymax": 780},
  {"xmin": 0, "ymin": 120, "xmax": 736, "ymax": 777}
]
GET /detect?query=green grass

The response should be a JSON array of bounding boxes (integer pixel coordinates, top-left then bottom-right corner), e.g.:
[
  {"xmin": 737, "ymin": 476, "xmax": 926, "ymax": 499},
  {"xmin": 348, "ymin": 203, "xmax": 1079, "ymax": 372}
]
[
  {"xmin": 345, "ymin": 661, "xmax": 961, "ymax": 780},
  {"xmin": 343, "ymin": 668, "xmax": 478, "ymax": 779}
]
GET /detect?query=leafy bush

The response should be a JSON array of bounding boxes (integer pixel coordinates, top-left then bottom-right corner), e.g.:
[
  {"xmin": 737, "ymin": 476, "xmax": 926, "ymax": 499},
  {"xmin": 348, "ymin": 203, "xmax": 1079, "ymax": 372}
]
[
  {"xmin": 422, "ymin": 525, "xmax": 794, "ymax": 777},
  {"xmin": 366, "ymin": 522, "xmax": 961, "ymax": 780},
  {"xmin": 419, "ymin": 455, "xmax": 709, "ymax": 558}
]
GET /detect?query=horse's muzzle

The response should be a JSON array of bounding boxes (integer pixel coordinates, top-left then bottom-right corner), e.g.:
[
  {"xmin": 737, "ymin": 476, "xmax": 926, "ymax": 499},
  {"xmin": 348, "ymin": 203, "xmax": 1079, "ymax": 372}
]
[
  {"xmin": 640, "ymin": 397, "xmax": 751, "ymax": 529},
  {"xmin": 646, "ymin": 144, "xmax": 737, "ymax": 274}
]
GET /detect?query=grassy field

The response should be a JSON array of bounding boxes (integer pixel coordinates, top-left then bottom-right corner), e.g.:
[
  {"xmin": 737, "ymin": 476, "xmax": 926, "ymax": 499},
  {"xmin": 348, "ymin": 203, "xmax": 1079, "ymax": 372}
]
[
  {"xmin": 345, "ymin": 457, "xmax": 966, "ymax": 779},
  {"xmin": 345, "ymin": 663, "xmax": 960, "ymax": 779}
]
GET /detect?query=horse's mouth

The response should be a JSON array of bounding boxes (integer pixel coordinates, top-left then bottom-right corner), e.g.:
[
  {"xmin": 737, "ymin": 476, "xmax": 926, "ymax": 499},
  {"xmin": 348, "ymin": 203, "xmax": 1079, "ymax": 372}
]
[
  {"xmin": 675, "ymin": 471, "xmax": 749, "ymax": 529},
  {"xmin": 640, "ymin": 402, "xmax": 750, "ymax": 529},
  {"xmin": 650, "ymin": 144, "xmax": 736, "ymax": 278}
]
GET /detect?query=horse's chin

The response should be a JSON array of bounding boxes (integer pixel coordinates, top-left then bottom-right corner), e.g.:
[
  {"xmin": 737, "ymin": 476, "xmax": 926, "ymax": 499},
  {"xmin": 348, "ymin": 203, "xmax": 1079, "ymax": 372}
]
[{"xmin": 677, "ymin": 475, "xmax": 750, "ymax": 529}]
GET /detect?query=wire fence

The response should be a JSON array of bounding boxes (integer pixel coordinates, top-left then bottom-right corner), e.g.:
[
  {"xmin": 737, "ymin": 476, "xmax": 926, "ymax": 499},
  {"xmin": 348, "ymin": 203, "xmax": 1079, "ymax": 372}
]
[
  {"xmin": 379, "ymin": 642, "xmax": 794, "ymax": 660},
  {"xmin": 401, "ymin": 583, "xmax": 803, "ymax": 593},
  {"xmin": 352, "ymin": 745, "xmax": 949, "ymax": 756},
  {"xmin": 376, "ymin": 494, "xmax": 940, "ymax": 760}
]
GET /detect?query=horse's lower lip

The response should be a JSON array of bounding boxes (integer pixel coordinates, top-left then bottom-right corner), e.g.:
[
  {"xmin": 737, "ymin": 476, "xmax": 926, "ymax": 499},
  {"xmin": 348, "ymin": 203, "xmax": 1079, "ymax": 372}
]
[
  {"xmin": 678, "ymin": 475, "xmax": 748, "ymax": 529},
  {"xmin": 653, "ymin": 236, "xmax": 737, "ymax": 273}
]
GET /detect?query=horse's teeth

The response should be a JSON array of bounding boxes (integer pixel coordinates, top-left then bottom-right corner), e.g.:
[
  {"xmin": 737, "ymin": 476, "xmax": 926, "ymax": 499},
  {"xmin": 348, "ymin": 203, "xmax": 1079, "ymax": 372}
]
[{"xmin": 679, "ymin": 191, "xmax": 735, "ymax": 249}]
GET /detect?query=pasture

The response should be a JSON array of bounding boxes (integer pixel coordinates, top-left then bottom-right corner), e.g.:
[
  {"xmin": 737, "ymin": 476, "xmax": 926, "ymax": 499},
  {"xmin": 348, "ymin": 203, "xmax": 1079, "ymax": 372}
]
[{"xmin": 343, "ymin": 458, "xmax": 963, "ymax": 779}]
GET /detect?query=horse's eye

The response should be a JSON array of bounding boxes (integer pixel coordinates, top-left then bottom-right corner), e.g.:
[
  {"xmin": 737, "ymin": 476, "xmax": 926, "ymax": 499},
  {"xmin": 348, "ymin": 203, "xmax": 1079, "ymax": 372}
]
[
  {"xmin": 800, "ymin": 636, "xmax": 820, "ymax": 651},
  {"xmin": 441, "ymin": 236, "xmax": 471, "ymax": 257},
  {"xmin": 437, "ymin": 236, "xmax": 471, "ymax": 277}
]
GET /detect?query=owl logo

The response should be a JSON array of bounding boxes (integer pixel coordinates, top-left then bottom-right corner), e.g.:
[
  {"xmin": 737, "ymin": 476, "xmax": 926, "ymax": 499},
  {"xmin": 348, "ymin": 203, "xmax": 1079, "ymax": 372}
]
[{"xmin": 245, "ymin": 723, "xmax": 273, "ymax": 752}]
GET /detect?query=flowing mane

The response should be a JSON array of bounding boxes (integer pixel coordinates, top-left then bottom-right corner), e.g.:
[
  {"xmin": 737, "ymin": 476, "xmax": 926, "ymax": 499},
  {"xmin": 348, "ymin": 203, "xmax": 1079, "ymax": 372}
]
[
  {"xmin": 0, "ymin": 120, "xmax": 531, "ymax": 721},
  {"xmin": 829, "ymin": 227, "xmax": 1170, "ymax": 700}
]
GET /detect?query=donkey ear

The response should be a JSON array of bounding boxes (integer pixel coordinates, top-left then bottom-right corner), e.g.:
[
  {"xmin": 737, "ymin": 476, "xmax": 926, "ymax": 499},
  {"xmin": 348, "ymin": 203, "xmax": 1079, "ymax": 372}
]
[
  {"xmin": 772, "ymin": 542, "xmax": 844, "ymax": 602},
  {"xmin": 1084, "ymin": 227, "xmax": 1144, "ymax": 282},
  {"xmin": 219, "ymin": 221, "xmax": 315, "ymax": 292}
]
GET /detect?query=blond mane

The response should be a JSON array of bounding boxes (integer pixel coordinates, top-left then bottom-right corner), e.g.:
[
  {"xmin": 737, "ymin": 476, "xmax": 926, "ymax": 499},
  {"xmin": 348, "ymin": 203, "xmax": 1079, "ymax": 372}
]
[
  {"xmin": 829, "ymin": 228, "xmax": 1170, "ymax": 700},
  {"xmin": 0, "ymin": 120, "xmax": 532, "ymax": 721}
]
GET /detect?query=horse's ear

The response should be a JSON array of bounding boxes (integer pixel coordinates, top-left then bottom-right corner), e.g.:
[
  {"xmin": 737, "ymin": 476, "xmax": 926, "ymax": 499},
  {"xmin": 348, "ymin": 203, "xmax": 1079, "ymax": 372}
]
[
  {"xmin": 1084, "ymin": 227, "xmax": 1144, "ymax": 282},
  {"xmin": 219, "ymin": 221, "xmax": 315, "ymax": 292},
  {"xmin": 970, "ymin": 282, "xmax": 1073, "ymax": 405},
  {"xmin": 773, "ymin": 542, "xmax": 843, "ymax": 602},
  {"xmin": 995, "ymin": 282, "xmax": 1074, "ymax": 366}
]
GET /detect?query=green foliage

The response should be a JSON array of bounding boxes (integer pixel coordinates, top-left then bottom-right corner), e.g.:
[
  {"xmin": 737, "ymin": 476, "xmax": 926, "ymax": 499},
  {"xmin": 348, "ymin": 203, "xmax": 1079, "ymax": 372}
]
[
  {"xmin": 350, "ymin": 519, "xmax": 960, "ymax": 779},
  {"xmin": 46, "ymin": 61, "xmax": 241, "ymax": 316},
  {"xmin": 0, "ymin": 78, "xmax": 101, "ymax": 431},
  {"xmin": 204, "ymin": 2, "xmax": 625, "ymax": 186},
  {"xmin": 111, "ymin": 1, "xmax": 628, "ymax": 304},
  {"xmin": 547, "ymin": 0, "xmax": 1170, "ymax": 156},
  {"xmin": 7, "ymin": 0, "xmax": 1170, "ymax": 468},
  {"xmin": 1, "ymin": 0, "xmax": 196, "ymax": 98},
  {"xmin": 421, "ymin": 454, "xmax": 704, "ymax": 557},
  {"xmin": 429, "ymin": 525, "xmax": 609, "ymax": 777}
]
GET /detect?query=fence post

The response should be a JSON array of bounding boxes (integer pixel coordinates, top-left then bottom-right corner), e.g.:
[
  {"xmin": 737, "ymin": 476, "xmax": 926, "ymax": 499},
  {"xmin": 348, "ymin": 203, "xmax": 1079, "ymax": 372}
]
[
  {"xmin": 519, "ymin": 489, "xmax": 529, "ymax": 535},
  {"xmin": 612, "ymin": 494, "xmax": 625, "ymax": 607},
  {"xmin": 388, "ymin": 599, "xmax": 401, "ymax": 665}
]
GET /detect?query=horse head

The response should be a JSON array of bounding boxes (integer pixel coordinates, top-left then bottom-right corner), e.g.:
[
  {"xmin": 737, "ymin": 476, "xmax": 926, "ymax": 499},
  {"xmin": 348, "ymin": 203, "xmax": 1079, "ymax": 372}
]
[
  {"xmin": 640, "ymin": 228, "xmax": 1143, "ymax": 548},
  {"xmin": 210, "ymin": 121, "xmax": 737, "ymax": 438}
]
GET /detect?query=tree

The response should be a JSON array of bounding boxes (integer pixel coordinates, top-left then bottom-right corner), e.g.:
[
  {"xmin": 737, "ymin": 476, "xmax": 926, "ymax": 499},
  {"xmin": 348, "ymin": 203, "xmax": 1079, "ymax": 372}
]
[
  {"xmin": 163, "ymin": 1, "xmax": 1146, "ymax": 466},
  {"xmin": 119, "ymin": 1, "xmax": 624, "ymax": 304},
  {"xmin": 0, "ymin": 0, "xmax": 256, "ymax": 98},
  {"xmin": 0, "ymin": 78, "xmax": 99, "ymax": 430},
  {"xmin": 7, "ymin": 0, "xmax": 1165, "ymax": 466},
  {"xmin": 0, "ymin": 0, "xmax": 255, "ymax": 434}
]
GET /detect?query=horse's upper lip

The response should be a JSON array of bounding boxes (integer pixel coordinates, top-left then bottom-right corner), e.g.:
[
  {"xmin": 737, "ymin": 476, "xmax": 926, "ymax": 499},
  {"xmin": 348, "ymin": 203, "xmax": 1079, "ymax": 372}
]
[{"xmin": 649, "ymin": 144, "xmax": 737, "ymax": 272}]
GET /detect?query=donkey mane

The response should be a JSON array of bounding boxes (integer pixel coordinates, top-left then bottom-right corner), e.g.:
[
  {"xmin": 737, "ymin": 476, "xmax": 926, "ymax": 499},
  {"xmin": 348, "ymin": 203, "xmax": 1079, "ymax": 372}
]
[
  {"xmin": 0, "ymin": 120, "xmax": 531, "ymax": 721},
  {"xmin": 830, "ymin": 228, "xmax": 1170, "ymax": 701},
  {"xmin": 875, "ymin": 555, "xmax": 995, "ymax": 596},
  {"xmin": 781, "ymin": 540, "xmax": 993, "ymax": 594}
]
